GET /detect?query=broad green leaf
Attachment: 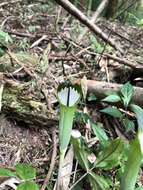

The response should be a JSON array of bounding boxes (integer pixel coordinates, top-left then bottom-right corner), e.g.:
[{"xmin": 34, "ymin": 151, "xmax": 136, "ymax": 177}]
[
  {"xmin": 96, "ymin": 138, "xmax": 124, "ymax": 170},
  {"xmin": 91, "ymin": 123, "xmax": 108, "ymax": 147},
  {"xmin": 0, "ymin": 168, "xmax": 16, "ymax": 177},
  {"xmin": 100, "ymin": 107, "xmax": 123, "ymax": 118},
  {"xmin": 17, "ymin": 181, "xmax": 39, "ymax": 190},
  {"xmin": 15, "ymin": 164, "xmax": 36, "ymax": 180},
  {"xmin": 88, "ymin": 172, "xmax": 111, "ymax": 190},
  {"xmin": 102, "ymin": 94, "xmax": 121, "ymax": 103},
  {"xmin": 123, "ymin": 118, "xmax": 135, "ymax": 132},
  {"xmin": 135, "ymin": 188, "xmax": 143, "ymax": 190},
  {"xmin": 120, "ymin": 82, "xmax": 134, "ymax": 107},
  {"xmin": 121, "ymin": 138, "xmax": 142, "ymax": 190}
]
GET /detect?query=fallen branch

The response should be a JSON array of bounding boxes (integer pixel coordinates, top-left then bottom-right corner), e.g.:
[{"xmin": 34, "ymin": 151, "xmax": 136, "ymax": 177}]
[
  {"xmin": 78, "ymin": 0, "xmax": 109, "ymax": 42},
  {"xmin": 54, "ymin": 0, "xmax": 123, "ymax": 53},
  {"xmin": 76, "ymin": 79, "xmax": 143, "ymax": 106}
]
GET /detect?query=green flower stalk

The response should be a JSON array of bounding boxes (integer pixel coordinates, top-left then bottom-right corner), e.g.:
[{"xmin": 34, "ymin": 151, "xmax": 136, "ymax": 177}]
[{"xmin": 57, "ymin": 83, "xmax": 81, "ymax": 190}]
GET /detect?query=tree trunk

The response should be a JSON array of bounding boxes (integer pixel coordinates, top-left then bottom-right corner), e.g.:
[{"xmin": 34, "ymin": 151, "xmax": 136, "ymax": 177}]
[{"xmin": 105, "ymin": 0, "xmax": 118, "ymax": 18}]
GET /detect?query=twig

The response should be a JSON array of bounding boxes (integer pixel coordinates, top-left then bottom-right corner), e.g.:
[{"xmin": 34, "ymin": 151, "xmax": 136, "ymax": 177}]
[
  {"xmin": 40, "ymin": 128, "xmax": 57, "ymax": 190},
  {"xmin": 0, "ymin": 0, "xmax": 22, "ymax": 7},
  {"xmin": 30, "ymin": 35, "xmax": 47, "ymax": 49},
  {"xmin": 54, "ymin": 0, "xmax": 123, "ymax": 53},
  {"xmin": 0, "ymin": 83, "xmax": 4, "ymax": 112}
]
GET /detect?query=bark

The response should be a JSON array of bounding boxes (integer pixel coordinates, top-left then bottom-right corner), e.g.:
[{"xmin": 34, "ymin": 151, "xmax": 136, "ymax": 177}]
[
  {"xmin": 2, "ymin": 83, "xmax": 57, "ymax": 127},
  {"xmin": 75, "ymin": 79, "xmax": 143, "ymax": 106}
]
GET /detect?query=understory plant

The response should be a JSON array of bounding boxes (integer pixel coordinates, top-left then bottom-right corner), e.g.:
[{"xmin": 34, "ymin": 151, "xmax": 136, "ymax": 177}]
[
  {"xmin": 100, "ymin": 82, "xmax": 143, "ymax": 190},
  {"xmin": 70, "ymin": 82, "xmax": 143, "ymax": 189},
  {"xmin": 0, "ymin": 163, "xmax": 39, "ymax": 190},
  {"xmin": 57, "ymin": 82, "xmax": 81, "ymax": 189}
]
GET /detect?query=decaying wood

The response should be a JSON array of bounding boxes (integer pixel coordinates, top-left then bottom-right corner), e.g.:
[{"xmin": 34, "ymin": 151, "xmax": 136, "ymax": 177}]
[
  {"xmin": 0, "ymin": 73, "xmax": 57, "ymax": 127},
  {"xmin": 54, "ymin": 0, "xmax": 123, "ymax": 53},
  {"xmin": 77, "ymin": 79, "xmax": 143, "ymax": 106}
]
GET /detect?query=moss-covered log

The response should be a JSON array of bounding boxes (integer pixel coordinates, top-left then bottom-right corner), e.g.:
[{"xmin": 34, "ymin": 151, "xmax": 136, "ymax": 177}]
[{"xmin": 0, "ymin": 52, "xmax": 57, "ymax": 127}]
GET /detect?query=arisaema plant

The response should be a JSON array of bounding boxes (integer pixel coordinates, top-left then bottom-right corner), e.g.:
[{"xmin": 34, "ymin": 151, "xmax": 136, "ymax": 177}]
[{"xmin": 57, "ymin": 82, "xmax": 81, "ymax": 189}]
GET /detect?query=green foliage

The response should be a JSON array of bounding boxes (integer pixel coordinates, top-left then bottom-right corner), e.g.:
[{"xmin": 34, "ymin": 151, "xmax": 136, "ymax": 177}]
[
  {"xmin": 90, "ymin": 36, "xmax": 104, "ymax": 53},
  {"xmin": 0, "ymin": 168, "xmax": 16, "ymax": 177},
  {"xmin": 71, "ymin": 134, "xmax": 123, "ymax": 189},
  {"xmin": 71, "ymin": 134, "xmax": 90, "ymax": 170},
  {"xmin": 120, "ymin": 138, "xmax": 142, "ymax": 190},
  {"xmin": 88, "ymin": 172, "xmax": 111, "ymax": 190},
  {"xmin": 0, "ymin": 164, "xmax": 39, "ymax": 190},
  {"xmin": 126, "ymin": 9, "xmax": 143, "ymax": 27},
  {"xmin": 91, "ymin": 122, "xmax": 109, "ymax": 147},
  {"xmin": 123, "ymin": 118, "xmax": 135, "ymax": 132},
  {"xmin": 100, "ymin": 107, "xmax": 123, "ymax": 118},
  {"xmin": 87, "ymin": 93, "xmax": 97, "ymax": 101},
  {"xmin": 120, "ymin": 82, "xmax": 134, "ymax": 108},
  {"xmin": 0, "ymin": 30, "xmax": 13, "ymax": 45},
  {"xmin": 102, "ymin": 94, "xmax": 121, "ymax": 103},
  {"xmin": 15, "ymin": 163, "xmax": 36, "ymax": 180},
  {"xmin": 17, "ymin": 181, "xmax": 39, "ymax": 190},
  {"xmin": 100, "ymin": 82, "xmax": 135, "ymax": 132},
  {"xmin": 0, "ymin": 30, "xmax": 12, "ymax": 57},
  {"xmin": 96, "ymin": 138, "xmax": 125, "ymax": 170}
]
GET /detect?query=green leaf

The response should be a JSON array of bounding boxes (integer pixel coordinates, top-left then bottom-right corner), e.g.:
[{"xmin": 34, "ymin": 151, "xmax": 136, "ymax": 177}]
[
  {"xmin": 121, "ymin": 138, "xmax": 142, "ymax": 190},
  {"xmin": 71, "ymin": 135, "xmax": 90, "ymax": 170},
  {"xmin": 75, "ymin": 112, "xmax": 90, "ymax": 126},
  {"xmin": 130, "ymin": 104, "xmax": 143, "ymax": 154},
  {"xmin": 120, "ymin": 82, "xmax": 134, "ymax": 107},
  {"xmin": 0, "ymin": 30, "xmax": 13, "ymax": 45},
  {"xmin": 135, "ymin": 188, "xmax": 143, "ymax": 190},
  {"xmin": 102, "ymin": 94, "xmax": 121, "ymax": 103},
  {"xmin": 91, "ymin": 123, "xmax": 108, "ymax": 147},
  {"xmin": 100, "ymin": 107, "xmax": 123, "ymax": 118},
  {"xmin": 88, "ymin": 93, "xmax": 97, "ymax": 101},
  {"xmin": 96, "ymin": 138, "xmax": 124, "ymax": 170},
  {"xmin": 17, "ymin": 181, "xmax": 39, "ymax": 190},
  {"xmin": 123, "ymin": 118, "xmax": 135, "ymax": 132},
  {"xmin": 0, "ymin": 168, "xmax": 16, "ymax": 177},
  {"xmin": 88, "ymin": 172, "xmax": 111, "ymax": 190},
  {"xmin": 15, "ymin": 164, "xmax": 36, "ymax": 180},
  {"xmin": 130, "ymin": 104, "xmax": 143, "ymax": 131}
]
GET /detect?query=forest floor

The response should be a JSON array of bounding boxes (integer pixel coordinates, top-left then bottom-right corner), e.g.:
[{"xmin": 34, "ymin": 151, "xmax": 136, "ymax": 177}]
[{"xmin": 0, "ymin": 1, "xmax": 143, "ymax": 190}]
